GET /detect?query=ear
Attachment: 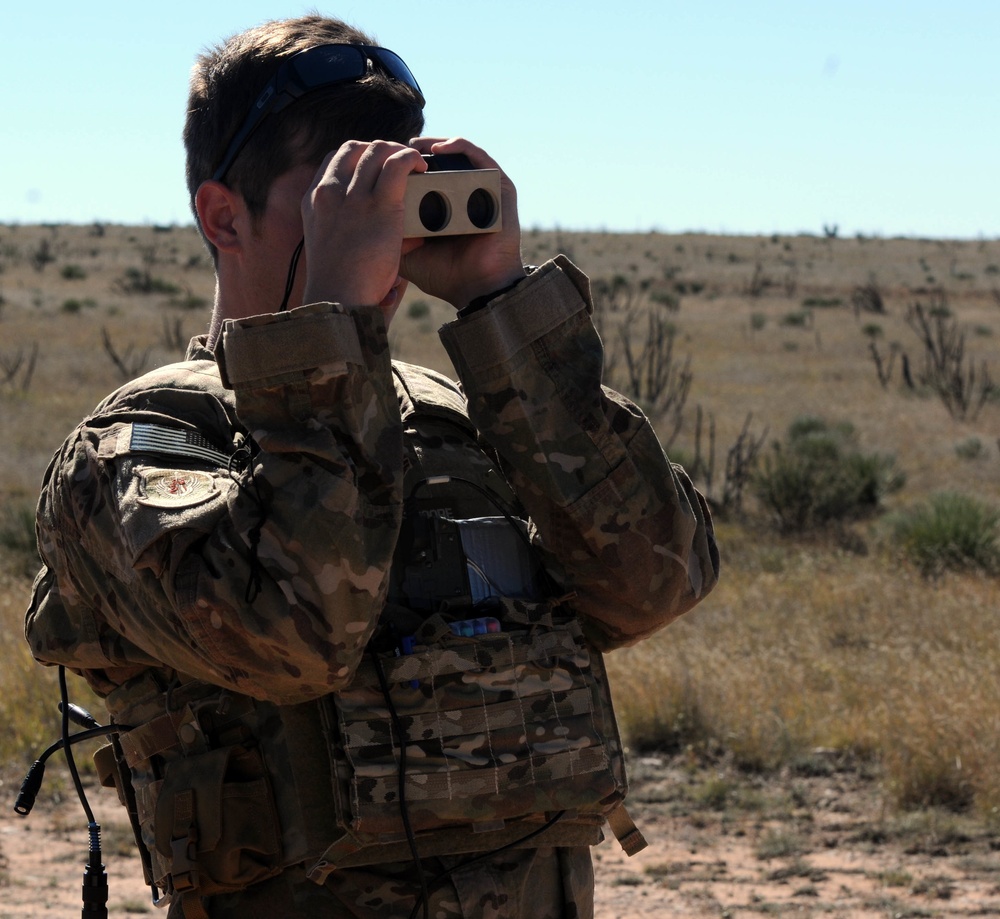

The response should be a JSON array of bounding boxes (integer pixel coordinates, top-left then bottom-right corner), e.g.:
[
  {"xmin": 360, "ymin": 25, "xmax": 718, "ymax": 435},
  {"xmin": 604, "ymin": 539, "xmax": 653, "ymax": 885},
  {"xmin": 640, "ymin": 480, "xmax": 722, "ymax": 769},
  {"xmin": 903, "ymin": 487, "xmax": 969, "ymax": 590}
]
[{"xmin": 195, "ymin": 180, "xmax": 244, "ymax": 255}]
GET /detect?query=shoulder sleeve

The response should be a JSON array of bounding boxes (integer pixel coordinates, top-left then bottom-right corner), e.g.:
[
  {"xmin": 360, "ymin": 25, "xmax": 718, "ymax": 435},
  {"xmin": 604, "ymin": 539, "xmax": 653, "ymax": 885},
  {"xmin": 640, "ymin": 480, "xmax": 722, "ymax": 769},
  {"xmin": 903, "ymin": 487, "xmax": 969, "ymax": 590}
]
[
  {"xmin": 438, "ymin": 256, "xmax": 719, "ymax": 649},
  {"xmin": 26, "ymin": 305, "xmax": 404, "ymax": 703}
]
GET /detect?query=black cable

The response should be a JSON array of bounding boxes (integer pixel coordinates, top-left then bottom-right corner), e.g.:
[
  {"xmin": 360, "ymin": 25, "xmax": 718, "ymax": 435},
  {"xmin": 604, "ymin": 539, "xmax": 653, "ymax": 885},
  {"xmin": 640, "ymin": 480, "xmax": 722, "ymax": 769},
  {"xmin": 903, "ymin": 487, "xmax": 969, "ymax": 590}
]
[
  {"xmin": 59, "ymin": 666, "xmax": 109, "ymax": 918},
  {"xmin": 368, "ymin": 648, "xmax": 431, "ymax": 919},
  {"xmin": 390, "ymin": 475, "xmax": 569, "ymax": 917},
  {"xmin": 409, "ymin": 474, "xmax": 559, "ymax": 598},
  {"xmin": 60, "ymin": 667, "xmax": 96, "ymax": 825},
  {"xmin": 406, "ymin": 810, "xmax": 567, "ymax": 919},
  {"xmin": 14, "ymin": 724, "xmax": 124, "ymax": 816},
  {"xmin": 228, "ymin": 438, "xmax": 266, "ymax": 603},
  {"xmin": 409, "ymin": 475, "xmax": 523, "ymax": 536},
  {"xmin": 278, "ymin": 237, "xmax": 305, "ymax": 312}
]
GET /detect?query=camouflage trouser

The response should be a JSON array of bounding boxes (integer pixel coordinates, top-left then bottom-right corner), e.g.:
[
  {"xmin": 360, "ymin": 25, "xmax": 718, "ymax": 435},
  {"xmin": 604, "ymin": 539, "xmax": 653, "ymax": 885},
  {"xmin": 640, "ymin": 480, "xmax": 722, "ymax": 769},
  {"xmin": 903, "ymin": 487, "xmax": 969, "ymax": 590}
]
[{"xmin": 172, "ymin": 846, "xmax": 594, "ymax": 919}]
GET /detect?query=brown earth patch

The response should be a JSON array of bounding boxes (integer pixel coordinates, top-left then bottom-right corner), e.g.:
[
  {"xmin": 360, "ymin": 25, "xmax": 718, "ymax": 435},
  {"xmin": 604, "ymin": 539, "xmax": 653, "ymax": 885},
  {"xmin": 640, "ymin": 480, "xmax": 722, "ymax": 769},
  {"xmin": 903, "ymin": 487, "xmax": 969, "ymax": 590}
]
[{"xmin": 2, "ymin": 755, "xmax": 999, "ymax": 917}]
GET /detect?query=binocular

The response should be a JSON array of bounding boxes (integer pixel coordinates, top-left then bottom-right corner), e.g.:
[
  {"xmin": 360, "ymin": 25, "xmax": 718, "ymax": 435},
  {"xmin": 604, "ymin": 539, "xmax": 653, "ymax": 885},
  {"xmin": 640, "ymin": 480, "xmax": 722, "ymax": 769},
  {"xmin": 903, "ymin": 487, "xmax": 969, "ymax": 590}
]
[{"xmin": 403, "ymin": 154, "xmax": 502, "ymax": 238}]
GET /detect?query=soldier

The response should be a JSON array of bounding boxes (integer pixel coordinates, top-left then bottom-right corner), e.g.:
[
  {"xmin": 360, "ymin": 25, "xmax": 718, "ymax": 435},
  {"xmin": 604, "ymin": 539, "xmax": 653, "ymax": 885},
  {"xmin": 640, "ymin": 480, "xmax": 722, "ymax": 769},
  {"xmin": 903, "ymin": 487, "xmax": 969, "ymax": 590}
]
[{"xmin": 25, "ymin": 14, "xmax": 719, "ymax": 919}]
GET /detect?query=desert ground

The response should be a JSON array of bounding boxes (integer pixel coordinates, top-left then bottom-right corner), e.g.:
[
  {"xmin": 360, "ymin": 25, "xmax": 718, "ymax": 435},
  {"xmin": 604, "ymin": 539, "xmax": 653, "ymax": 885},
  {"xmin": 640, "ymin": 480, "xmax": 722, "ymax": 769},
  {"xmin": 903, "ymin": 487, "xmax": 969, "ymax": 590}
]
[
  {"xmin": 2, "ymin": 754, "xmax": 999, "ymax": 917},
  {"xmin": 2, "ymin": 222, "xmax": 999, "ymax": 917}
]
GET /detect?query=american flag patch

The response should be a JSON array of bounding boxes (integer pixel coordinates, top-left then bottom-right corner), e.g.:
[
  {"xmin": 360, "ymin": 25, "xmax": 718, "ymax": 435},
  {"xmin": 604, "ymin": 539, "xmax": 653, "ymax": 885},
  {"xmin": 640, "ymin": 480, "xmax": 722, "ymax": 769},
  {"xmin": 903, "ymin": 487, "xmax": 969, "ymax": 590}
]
[{"xmin": 129, "ymin": 423, "xmax": 232, "ymax": 468}]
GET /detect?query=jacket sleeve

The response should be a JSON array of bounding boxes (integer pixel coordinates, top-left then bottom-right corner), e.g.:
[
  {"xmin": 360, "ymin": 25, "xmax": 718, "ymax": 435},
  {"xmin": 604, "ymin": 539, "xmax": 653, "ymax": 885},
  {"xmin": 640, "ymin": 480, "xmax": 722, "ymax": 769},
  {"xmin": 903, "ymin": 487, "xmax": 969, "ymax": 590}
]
[
  {"xmin": 26, "ymin": 303, "xmax": 403, "ymax": 704},
  {"xmin": 438, "ymin": 256, "xmax": 719, "ymax": 650}
]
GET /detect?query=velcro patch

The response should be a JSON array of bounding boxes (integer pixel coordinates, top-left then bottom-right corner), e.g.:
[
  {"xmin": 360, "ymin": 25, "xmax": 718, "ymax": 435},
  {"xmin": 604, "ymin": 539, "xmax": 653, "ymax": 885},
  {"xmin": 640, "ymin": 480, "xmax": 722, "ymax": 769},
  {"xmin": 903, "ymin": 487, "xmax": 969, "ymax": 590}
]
[
  {"xmin": 130, "ymin": 423, "xmax": 233, "ymax": 467},
  {"xmin": 138, "ymin": 469, "xmax": 216, "ymax": 508}
]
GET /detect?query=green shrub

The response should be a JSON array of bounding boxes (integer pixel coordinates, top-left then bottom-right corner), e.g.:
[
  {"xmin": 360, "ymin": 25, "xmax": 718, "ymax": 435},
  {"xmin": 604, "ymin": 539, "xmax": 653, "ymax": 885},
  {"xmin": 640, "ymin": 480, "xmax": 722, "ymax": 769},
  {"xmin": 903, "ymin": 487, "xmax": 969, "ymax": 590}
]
[
  {"xmin": 801, "ymin": 296, "xmax": 842, "ymax": 308},
  {"xmin": 650, "ymin": 289, "xmax": 680, "ymax": 309},
  {"xmin": 787, "ymin": 415, "xmax": 843, "ymax": 440},
  {"xmin": 115, "ymin": 267, "xmax": 180, "ymax": 295},
  {"xmin": 753, "ymin": 417, "xmax": 905, "ymax": 531},
  {"xmin": 890, "ymin": 492, "xmax": 1000, "ymax": 576},
  {"xmin": 0, "ymin": 501, "xmax": 36, "ymax": 555},
  {"xmin": 169, "ymin": 290, "xmax": 209, "ymax": 310},
  {"xmin": 406, "ymin": 299, "xmax": 431, "ymax": 320},
  {"xmin": 780, "ymin": 310, "xmax": 811, "ymax": 328},
  {"xmin": 61, "ymin": 297, "xmax": 97, "ymax": 313},
  {"xmin": 0, "ymin": 500, "xmax": 40, "ymax": 576},
  {"xmin": 60, "ymin": 263, "xmax": 87, "ymax": 280},
  {"xmin": 755, "ymin": 829, "xmax": 807, "ymax": 860},
  {"xmin": 954, "ymin": 437, "xmax": 984, "ymax": 460}
]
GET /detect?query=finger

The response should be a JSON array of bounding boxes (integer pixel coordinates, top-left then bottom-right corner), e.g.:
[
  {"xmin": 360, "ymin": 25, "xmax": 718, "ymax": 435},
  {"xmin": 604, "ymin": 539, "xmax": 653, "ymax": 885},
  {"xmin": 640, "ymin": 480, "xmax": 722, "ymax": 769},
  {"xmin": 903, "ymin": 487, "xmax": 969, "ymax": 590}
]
[
  {"xmin": 311, "ymin": 140, "xmax": 405, "ymax": 202},
  {"xmin": 312, "ymin": 140, "xmax": 370, "ymax": 188},
  {"xmin": 411, "ymin": 136, "xmax": 501, "ymax": 172},
  {"xmin": 344, "ymin": 141, "xmax": 393, "ymax": 195},
  {"xmin": 408, "ymin": 136, "xmax": 444, "ymax": 154},
  {"xmin": 371, "ymin": 145, "xmax": 427, "ymax": 202}
]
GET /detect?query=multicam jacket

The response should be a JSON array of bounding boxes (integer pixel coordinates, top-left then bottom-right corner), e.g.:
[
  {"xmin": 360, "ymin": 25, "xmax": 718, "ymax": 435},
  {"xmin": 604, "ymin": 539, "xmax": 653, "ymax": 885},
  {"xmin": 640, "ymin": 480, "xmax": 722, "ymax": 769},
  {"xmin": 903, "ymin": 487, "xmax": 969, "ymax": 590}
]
[{"xmin": 25, "ymin": 255, "xmax": 719, "ymax": 916}]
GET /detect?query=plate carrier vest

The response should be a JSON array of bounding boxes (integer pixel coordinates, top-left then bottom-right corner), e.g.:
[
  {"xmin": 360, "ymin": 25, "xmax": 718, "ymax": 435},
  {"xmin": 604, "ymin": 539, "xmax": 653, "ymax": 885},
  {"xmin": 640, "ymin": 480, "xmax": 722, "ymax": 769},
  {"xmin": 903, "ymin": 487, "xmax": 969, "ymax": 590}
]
[{"xmin": 94, "ymin": 362, "xmax": 645, "ymax": 916}]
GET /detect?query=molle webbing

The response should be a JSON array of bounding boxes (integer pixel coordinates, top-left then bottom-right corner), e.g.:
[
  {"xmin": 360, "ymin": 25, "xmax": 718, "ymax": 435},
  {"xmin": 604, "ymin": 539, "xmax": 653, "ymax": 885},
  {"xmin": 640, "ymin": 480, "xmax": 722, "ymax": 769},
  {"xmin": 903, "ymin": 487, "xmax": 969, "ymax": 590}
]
[
  {"xmin": 305, "ymin": 604, "xmax": 635, "ymax": 876},
  {"xmin": 99, "ymin": 611, "xmax": 644, "ymax": 904}
]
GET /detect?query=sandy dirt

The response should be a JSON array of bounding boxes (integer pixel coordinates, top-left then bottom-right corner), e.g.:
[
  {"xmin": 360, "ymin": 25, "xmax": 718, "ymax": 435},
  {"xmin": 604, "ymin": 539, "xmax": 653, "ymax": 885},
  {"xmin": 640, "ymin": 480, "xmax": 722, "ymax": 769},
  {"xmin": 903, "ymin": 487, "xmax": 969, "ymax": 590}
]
[{"xmin": 2, "ymin": 754, "xmax": 999, "ymax": 917}]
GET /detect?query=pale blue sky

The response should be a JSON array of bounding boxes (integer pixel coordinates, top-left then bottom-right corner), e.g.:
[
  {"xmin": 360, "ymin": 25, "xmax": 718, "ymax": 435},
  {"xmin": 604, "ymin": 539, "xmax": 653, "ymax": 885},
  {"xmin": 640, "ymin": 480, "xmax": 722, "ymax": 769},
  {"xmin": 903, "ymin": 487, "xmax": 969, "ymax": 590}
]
[{"xmin": 1, "ymin": 1, "xmax": 996, "ymax": 237}]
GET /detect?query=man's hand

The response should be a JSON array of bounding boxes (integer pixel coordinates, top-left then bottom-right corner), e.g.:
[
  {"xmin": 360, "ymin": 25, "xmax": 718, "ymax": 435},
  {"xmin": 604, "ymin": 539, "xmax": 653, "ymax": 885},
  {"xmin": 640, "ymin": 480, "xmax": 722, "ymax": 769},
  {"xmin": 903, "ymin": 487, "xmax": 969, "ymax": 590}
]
[
  {"xmin": 401, "ymin": 137, "xmax": 526, "ymax": 310},
  {"xmin": 301, "ymin": 140, "xmax": 426, "ymax": 308}
]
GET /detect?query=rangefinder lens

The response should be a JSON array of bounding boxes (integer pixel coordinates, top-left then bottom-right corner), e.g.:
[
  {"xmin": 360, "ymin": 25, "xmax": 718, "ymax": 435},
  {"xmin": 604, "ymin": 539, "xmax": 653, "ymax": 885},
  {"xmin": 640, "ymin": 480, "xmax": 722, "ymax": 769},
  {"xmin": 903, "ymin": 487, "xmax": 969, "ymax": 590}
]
[
  {"xmin": 466, "ymin": 188, "xmax": 498, "ymax": 230},
  {"xmin": 418, "ymin": 191, "xmax": 450, "ymax": 233}
]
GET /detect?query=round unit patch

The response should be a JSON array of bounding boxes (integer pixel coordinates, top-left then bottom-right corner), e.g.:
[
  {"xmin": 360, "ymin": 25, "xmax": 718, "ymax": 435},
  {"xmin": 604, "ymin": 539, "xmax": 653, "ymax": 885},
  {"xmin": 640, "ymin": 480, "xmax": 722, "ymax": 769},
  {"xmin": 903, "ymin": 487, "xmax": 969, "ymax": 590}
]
[{"xmin": 139, "ymin": 470, "xmax": 216, "ymax": 508}]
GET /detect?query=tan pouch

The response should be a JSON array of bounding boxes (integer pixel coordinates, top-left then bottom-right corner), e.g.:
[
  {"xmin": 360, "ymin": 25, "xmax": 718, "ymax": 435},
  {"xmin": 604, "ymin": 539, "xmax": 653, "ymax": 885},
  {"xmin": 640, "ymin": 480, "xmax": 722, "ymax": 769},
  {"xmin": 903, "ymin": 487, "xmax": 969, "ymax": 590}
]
[{"xmin": 153, "ymin": 744, "xmax": 283, "ymax": 896}]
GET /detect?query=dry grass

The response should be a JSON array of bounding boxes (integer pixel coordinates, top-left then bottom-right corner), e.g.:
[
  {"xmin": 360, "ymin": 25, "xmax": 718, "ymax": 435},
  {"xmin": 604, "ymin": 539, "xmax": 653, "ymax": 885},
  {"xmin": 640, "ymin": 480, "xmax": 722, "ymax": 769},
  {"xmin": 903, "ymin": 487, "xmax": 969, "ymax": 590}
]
[
  {"xmin": 2, "ymin": 222, "xmax": 999, "ymax": 818},
  {"xmin": 606, "ymin": 523, "xmax": 1000, "ymax": 815},
  {"xmin": 0, "ymin": 564, "xmax": 62, "ymax": 764}
]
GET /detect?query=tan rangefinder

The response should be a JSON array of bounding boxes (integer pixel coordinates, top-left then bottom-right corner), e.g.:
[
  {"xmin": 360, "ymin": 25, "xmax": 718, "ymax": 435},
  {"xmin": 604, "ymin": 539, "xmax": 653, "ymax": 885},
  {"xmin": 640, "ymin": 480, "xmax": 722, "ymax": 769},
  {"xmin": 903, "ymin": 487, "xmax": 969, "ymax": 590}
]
[{"xmin": 404, "ymin": 154, "xmax": 502, "ymax": 238}]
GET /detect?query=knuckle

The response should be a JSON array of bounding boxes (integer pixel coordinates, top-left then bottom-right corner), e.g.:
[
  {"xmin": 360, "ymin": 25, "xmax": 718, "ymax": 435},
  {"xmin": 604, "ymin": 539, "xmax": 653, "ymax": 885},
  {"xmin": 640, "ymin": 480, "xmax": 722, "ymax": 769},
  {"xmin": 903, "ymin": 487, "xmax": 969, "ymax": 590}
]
[{"xmin": 309, "ymin": 179, "xmax": 344, "ymax": 206}]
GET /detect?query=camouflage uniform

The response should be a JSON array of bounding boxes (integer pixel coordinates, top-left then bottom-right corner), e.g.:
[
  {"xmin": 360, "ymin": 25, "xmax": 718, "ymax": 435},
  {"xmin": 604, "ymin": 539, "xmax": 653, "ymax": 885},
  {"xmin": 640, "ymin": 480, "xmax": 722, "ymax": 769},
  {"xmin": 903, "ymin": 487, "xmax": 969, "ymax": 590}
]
[{"xmin": 26, "ymin": 255, "xmax": 719, "ymax": 918}]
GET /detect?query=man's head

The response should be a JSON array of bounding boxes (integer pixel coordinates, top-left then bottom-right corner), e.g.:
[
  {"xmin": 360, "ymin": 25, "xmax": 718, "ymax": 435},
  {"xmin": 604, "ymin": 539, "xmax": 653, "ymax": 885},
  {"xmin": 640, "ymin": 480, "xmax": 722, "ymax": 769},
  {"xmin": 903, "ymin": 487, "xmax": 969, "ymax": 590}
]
[{"xmin": 184, "ymin": 15, "xmax": 426, "ymax": 258}]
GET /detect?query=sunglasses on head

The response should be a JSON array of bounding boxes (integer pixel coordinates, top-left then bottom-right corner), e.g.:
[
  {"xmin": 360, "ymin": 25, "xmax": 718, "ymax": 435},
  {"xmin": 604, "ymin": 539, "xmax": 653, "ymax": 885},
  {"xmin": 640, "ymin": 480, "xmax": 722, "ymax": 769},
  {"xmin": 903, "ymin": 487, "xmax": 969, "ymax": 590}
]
[{"xmin": 211, "ymin": 43, "xmax": 424, "ymax": 183}]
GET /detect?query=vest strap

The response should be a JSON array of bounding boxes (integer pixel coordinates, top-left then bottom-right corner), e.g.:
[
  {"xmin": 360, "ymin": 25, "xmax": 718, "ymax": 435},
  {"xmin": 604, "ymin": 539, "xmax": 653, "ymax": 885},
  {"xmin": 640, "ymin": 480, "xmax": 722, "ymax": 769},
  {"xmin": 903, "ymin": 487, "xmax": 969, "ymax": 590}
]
[
  {"xmin": 179, "ymin": 891, "xmax": 210, "ymax": 919},
  {"xmin": 606, "ymin": 802, "xmax": 647, "ymax": 856}
]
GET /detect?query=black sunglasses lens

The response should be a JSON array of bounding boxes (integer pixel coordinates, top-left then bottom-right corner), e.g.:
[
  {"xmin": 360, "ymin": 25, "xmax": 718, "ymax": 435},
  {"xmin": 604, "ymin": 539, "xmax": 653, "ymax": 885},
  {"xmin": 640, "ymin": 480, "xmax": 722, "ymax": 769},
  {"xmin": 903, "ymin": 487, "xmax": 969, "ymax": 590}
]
[
  {"xmin": 291, "ymin": 45, "xmax": 368, "ymax": 89},
  {"xmin": 370, "ymin": 48, "xmax": 422, "ymax": 96}
]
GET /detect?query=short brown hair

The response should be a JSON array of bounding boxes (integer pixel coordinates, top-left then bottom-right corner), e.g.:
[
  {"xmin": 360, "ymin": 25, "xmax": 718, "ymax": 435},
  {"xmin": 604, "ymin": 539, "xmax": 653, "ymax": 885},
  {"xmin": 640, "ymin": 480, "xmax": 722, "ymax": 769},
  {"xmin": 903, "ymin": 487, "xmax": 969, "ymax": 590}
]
[{"xmin": 184, "ymin": 15, "xmax": 425, "ymax": 253}]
